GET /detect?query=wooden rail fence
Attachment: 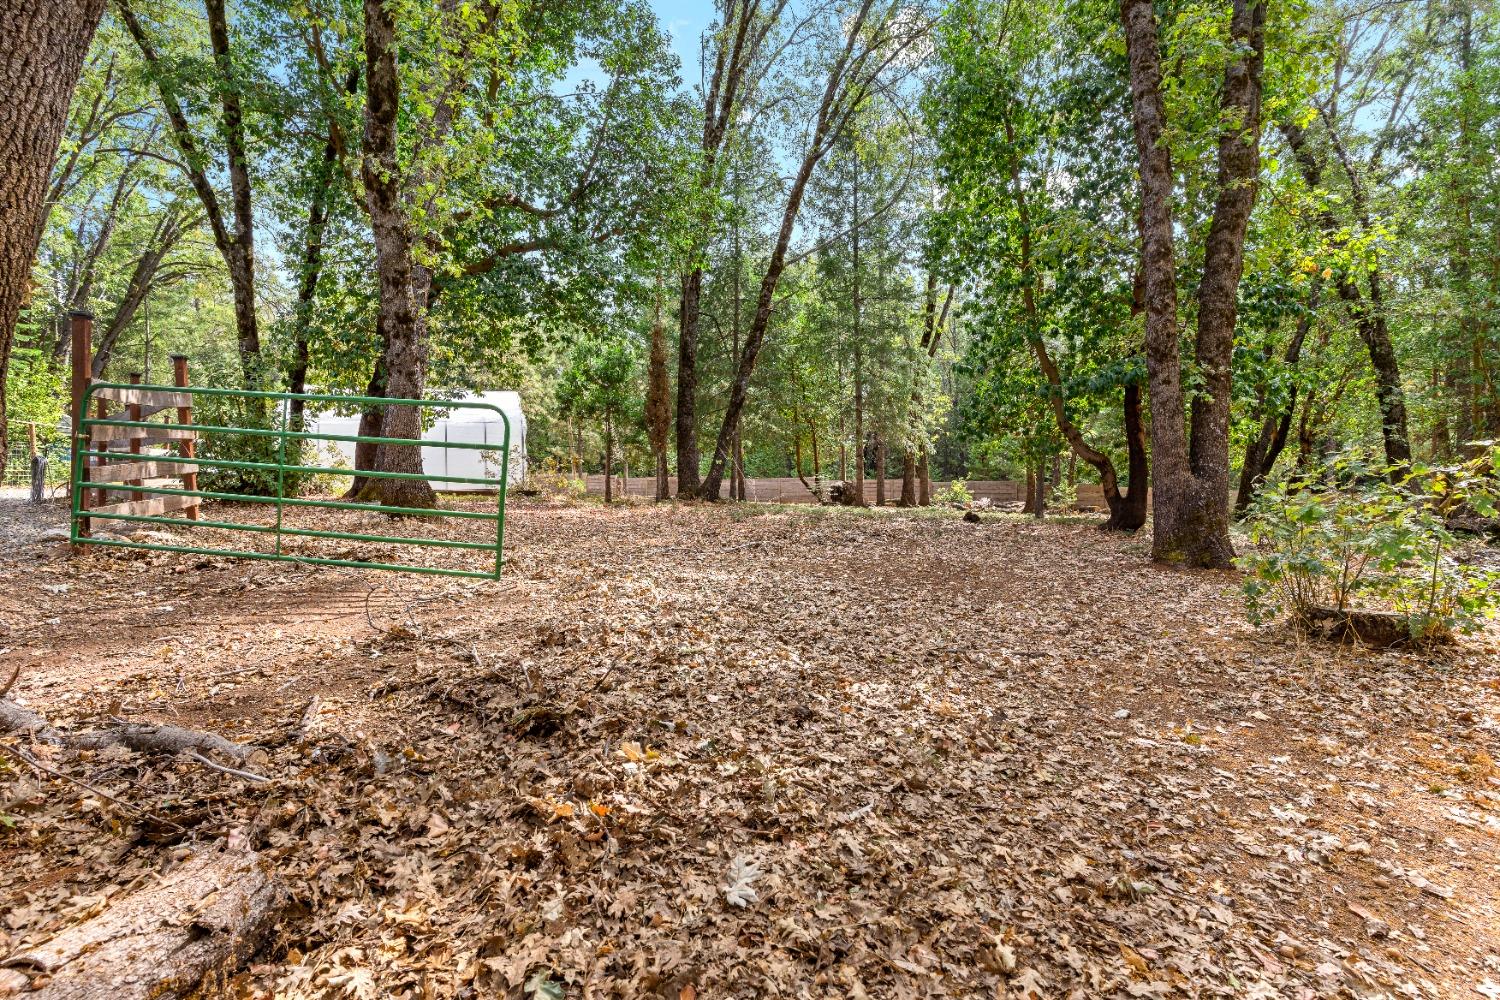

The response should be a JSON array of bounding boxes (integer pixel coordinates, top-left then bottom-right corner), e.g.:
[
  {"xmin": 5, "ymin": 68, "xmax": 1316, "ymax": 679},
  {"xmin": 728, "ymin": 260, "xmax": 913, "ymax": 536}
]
[{"xmin": 582, "ymin": 475, "xmax": 1113, "ymax": 510}]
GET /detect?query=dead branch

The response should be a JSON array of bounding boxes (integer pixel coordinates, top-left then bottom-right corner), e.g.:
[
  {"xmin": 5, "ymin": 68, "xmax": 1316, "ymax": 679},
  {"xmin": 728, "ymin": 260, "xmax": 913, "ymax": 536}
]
[
  {"xmin": 184, "ymin": 750, "xmax": 269, "ymax": 783},
  {"xmin": 1, "ymin": 700, "xmax": 255, "ymax": 762},
  {"xmin": 293, "ymin": 694, "xmax": 323, "ymax": 742},
  {"xmin": 0, "ymin": 743, "xmax": 140, "ymax": 815}
]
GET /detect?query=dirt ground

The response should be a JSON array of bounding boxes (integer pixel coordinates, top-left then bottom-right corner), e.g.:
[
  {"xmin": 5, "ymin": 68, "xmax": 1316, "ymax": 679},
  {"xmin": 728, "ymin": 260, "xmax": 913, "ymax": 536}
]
[{"xmin": 1, "ymin": 495, "xmax": 1498, "ymax": 999}]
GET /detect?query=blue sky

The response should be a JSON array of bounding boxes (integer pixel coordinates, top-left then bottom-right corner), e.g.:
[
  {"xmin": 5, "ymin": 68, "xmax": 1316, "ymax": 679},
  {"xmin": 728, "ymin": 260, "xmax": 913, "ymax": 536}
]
[{"xmin": 653, "ymin": 0, "xmax": 710, "ymax": 85}]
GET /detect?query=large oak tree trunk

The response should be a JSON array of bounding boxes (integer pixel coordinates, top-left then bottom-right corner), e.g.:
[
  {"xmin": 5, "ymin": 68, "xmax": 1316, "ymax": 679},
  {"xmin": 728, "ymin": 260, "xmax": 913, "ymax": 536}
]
[
  {"xmin": 675, "ymin": 268, "xmax": 703, "ymax": 497},
  {"xmin": 0, "ymin": 0, "xmax": 108, "ymax": 449},
  {"xmin": 1123, "ymin": 0, "xmax": 1263, "ymax": 567},
  {"xmin": 357, "ymin": 0, "xmax": 434, "ymax": 510}
]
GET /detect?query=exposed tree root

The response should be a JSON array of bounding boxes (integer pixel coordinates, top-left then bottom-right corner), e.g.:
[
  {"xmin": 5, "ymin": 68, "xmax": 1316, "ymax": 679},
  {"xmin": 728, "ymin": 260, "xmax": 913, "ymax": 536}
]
[{"xmin": 0, "ymin": 699, "xmax": 254, "ymax": 762}]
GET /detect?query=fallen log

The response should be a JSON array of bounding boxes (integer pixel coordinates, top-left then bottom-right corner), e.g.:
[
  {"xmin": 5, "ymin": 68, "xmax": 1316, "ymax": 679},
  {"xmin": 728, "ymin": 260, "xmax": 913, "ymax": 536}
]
[
  {"xmin": 1298, "ymin": 606, "xmax": 1444, "ymax": 648},
  {"xmin": 1, "ymin": 699, "xmax": 254, "ymax": 763},
  {"xmin": 0, "ymin": 851, "xmax": 283, "ymax": 999}
]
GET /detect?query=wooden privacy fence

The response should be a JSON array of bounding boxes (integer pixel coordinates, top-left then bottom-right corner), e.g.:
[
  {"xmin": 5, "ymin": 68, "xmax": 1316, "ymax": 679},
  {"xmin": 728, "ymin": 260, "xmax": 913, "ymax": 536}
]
[{"xmin": 582, "ymin": 475, "xmax": 1113, "ymax": 509}]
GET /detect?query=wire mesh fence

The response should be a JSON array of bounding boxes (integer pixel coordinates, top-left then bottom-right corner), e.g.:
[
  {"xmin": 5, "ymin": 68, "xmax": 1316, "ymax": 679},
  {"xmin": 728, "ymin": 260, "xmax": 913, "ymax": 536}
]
[{"xmin": 2, "ymin": 423, "xmax": 71, "ymax": 495}]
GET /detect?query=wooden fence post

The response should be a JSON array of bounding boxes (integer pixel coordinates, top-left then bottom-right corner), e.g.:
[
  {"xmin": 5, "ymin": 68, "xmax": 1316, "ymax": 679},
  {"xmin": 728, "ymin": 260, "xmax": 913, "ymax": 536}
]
[
  {"xmin": 172, "ymin": 355, "xmax": 199, "ymax": 520},
  {"xmin": 69, "ymin": 310, "xmax": 92, "ymax": 535},
  {"xmin": 27, "ymin": 423, "xmax": 44, "ymax": 504}
]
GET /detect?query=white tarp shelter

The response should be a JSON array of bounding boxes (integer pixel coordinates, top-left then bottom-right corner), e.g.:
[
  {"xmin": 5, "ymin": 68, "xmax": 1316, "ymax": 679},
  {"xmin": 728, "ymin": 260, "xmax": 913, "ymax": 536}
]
[{"xmin": 305, "ymin": 391, "xmax": 526, "ymax": 490}]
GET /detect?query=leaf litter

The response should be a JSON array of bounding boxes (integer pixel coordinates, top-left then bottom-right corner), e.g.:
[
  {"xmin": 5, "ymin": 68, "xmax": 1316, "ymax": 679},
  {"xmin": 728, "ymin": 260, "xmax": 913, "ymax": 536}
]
[{"xmin": 0, "ymin": 496, "xmax": 1498, "ymax": 998}]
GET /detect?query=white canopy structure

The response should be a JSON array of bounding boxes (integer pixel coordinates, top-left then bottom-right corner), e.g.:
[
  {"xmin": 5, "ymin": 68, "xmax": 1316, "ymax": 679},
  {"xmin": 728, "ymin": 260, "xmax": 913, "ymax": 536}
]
[{"xmin": 305, "ymin": 391, "xmax": 526, "ymax": 491}]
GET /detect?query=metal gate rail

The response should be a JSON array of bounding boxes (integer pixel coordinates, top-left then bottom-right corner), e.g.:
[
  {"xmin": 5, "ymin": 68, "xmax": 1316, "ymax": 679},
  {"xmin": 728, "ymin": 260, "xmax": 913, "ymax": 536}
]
[{"xmin": 70, "ymin": 383, "xmax": 510, "ymax": 579}]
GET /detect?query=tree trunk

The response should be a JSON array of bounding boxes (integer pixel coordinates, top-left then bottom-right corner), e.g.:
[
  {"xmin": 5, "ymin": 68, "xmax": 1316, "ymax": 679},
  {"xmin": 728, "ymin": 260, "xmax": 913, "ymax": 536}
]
[
  {"xmin": 288, "ymin": 71, "xmax": 357, "ymax": 430},
  {"xmin": 356, "ymin": 0, "xmax": 434, "ymax": 510},
  {"xmin": 1001, "ymin": 104, "xmax": 1145, "ymax": 532},
  {"xmin": 1104, "ymin": 382, "xmax": 1150, "ymax": 531},
  {"xmin": 810, "ymin": 420, "xmax": 823, "ymax": 499},
  {"xmin": 899, "ymin": 450, "xmax": 917, "ymax": 506},
  {"xmin": 1032, "ymin": 464, "xmax": 1046, "ymax": 520},
  {"xmin": 675, "ymin": 268, "xmax": 703, "ymax": 497},
  {"xmin": 0, "ymin": 0, "xmax": 108, "ymax": 450},
  {"xmin": 603, "ymin": 411, "xmax": 614, "ymax": 504},
  {"xmin": 646, "ymin": 289, "xmax": 672, "ymax": 499},
  {"xmin": 0, "ymin": 852, "xmax": 282, "ymax": 1000},
  {"xmin": 1235, "ymin": 284, "xmax": 1317, "ymax": 513},
  {"xmin": 1123, "ymin": 0, "xmax": 1262, "ymax": 567},
  {"xmin": 733, "ymin": 424, "xmax": 746, "ymax": 500},
  {"xmin": 1281, "ymin": 121, "xmax": 1411, "ymax": 473},
  {"xmin": 205, "ymin": 0, "xmax": 261, "ymax": 382},
  {"xmin": 919, "ymin": 452, "xmax": 931, "ymax": 506},
  {"xmin": 874, "ymin": 434, "xmax": 886, "ymax": 505},
  {"xmin": 852, "ymin": 344, "xmax": 865, "ymax": 506},
  {"xmin": 120, "ymin": 0, "xmax": 262, "ymax": 385},
  {"xmin": 699, "ymin": 0, "xmax": 886, "ymax": 500},
  {"xmin": 345, "ymin": 360, "xmax": 387, "ymax": 500},
  {"xmin": 1349, "ymin": 295, "xmax": 1411, "ymax": 471},
  {"xmin": 850, "ymin": 148, "xmax": 866, "ymax": 508},
  {"xmin": 90, "ymin": 210, "xmax": 187, "ymax": 378},
  {"xmin": 676, "ymin": 0, "xmax": 777, "ymax": 499}
]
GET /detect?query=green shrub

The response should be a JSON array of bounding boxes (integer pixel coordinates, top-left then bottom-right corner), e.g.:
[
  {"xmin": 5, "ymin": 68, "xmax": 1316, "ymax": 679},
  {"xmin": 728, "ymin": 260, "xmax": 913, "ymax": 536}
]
[
  {"xmin": 1238, "ymin": 453, "xmax": 1500, "ymax": 643},
  {"xmin": 190, "ymin": 385, "xmax": 327, "ymax": 498},
  {"xmin": 527, "ymin": 458, "xmax": 585, "ymax": 501},
  {"xmin": 1049, "ymin": 479, "xmax": 1078, "ymax": 510},
  {"xmin": 935, "ymin": 480, "xmax": 973, "ymax": 506}
]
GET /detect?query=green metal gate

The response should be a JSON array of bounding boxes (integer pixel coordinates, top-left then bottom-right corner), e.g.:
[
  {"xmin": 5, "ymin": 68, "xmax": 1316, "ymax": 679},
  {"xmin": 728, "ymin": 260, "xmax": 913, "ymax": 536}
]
[{"xmin": 70, "ymin": 383, "xmax": 511, "ymax": 579}]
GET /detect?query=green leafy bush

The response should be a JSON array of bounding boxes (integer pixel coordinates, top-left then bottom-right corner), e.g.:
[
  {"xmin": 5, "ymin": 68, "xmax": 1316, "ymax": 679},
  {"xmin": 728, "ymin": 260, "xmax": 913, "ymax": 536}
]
[
  {"xmin": 1049, "ymin": 479, "xmax": 1079, "ymax": 510},
  {"xmin": 190, "ymin": 391, "xmax": 310, "ymax": 497},
  {"xmin": 935, "ymin": 480, "xmax": 973, "ymax": 506},
  {"xmin": 1238, "ymin": 453, "xmax": 1500, "ymax": 644}
]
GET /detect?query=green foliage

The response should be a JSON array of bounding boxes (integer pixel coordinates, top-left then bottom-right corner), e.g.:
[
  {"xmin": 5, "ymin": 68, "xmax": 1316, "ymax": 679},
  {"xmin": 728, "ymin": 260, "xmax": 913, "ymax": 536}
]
[
  {"xmin": 526, "ymin": 457, "xmax": 587, "ymax": 501},
  {"xmin": 1239, "ymin": 453, "xmax": 1500, "ymax": 643},
  {"xmin": 4, "ymin": 346, "xmax": 66, "ymax": 448},
  {"xmin": 556, "ymin": 331, "xmax": 639, "ymax": 428},
  {"xmin": 934, "ymin": 480, "xmax": 973, "ymax": 506},
  {"xmin": 188, "ymin": 355, "xmax": 314, "ymax": 497}
]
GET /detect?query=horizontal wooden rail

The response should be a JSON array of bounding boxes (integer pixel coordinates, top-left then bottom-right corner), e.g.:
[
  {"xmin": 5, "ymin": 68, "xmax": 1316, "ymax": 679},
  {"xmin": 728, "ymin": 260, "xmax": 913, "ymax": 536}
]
[
  {"xmin": 91, "ymin": 492, "xmax": 202, "ymax": 518},
  {"xmin": 89, "ymin": 386, "xmax": 192, "ymax": 407},
  {"xmin": 90, "ymin": 425, "xmax": 197, "ymax": 444},
  {"xmin": 88, "ymin": 459, "xmax": 195, "ymax": 482}
]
